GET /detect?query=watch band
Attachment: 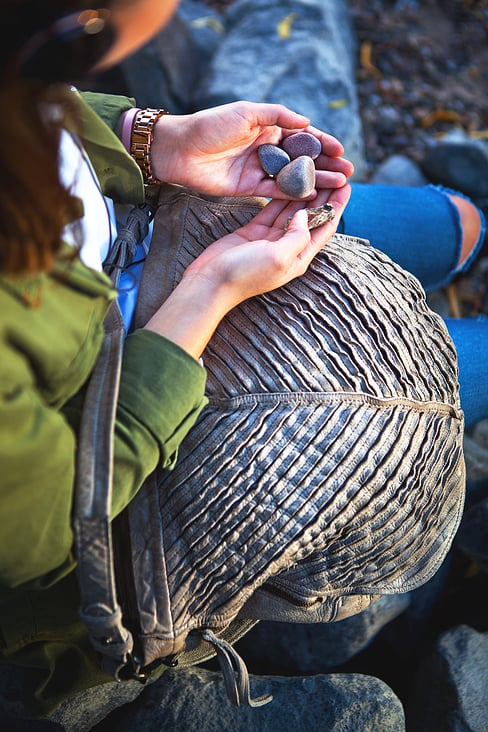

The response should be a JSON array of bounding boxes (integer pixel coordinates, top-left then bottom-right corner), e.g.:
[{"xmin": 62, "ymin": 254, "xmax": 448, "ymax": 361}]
[{"xmin": 130, "ymin": 108, "xmax": 170, "ymax": 184}]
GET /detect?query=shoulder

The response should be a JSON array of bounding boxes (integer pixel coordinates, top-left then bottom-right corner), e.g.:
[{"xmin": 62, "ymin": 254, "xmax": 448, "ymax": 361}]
[{"xmin": 0, "ymin": 254, "xmax": 115, "ymax": 404}]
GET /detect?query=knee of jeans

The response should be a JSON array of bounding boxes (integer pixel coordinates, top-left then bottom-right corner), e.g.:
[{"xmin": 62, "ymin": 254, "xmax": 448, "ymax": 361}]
[{"xmin": 438, "ymin": 185, "xmax": 486, "ymax": 276}]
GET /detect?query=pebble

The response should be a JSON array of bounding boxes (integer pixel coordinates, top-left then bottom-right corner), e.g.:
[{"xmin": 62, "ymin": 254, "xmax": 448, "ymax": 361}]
[
  {"xmin": 258, "ymin": 144, "xmax": 291, "ymax": 176},
  {"xmin": 276, "ymin": 156, "xmax": 316, "ymax": 198},
  {"xmin": 281, "ymin": 132, "xmax": 322, "ymax": 160}
]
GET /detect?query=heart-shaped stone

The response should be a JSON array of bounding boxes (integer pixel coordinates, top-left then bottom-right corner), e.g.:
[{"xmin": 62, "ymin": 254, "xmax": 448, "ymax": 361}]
[{"xmin": 276, "ymin": 156, "xmax": 316, "ymax": 198}]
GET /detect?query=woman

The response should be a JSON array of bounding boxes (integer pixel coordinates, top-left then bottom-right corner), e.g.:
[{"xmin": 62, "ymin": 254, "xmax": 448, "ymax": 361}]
[
  {"xmin": 0, "ymin": 0, "xmax": 485, "ymax": 722},
  {"xmin": 0, "ymin": 0, "xmax": 353, "ymax": 717}
]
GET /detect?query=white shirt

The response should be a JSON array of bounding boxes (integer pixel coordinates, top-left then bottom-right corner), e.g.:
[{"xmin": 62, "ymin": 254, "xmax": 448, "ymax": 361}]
[{"xmin": 58, "ymin": 129, "xmax": 152, "ymax": 330}]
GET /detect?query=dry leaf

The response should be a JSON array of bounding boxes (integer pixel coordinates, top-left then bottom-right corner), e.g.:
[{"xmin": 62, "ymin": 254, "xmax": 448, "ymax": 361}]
[
  {"xmin": 469, "ymin": 129, "xmax": 488, "ymax": 140},
  {"xmin": 277, "ymin": 13, "xmax": 297, "ymax": 39},
  {"xmin": 191, "ymin": 16, "xmax": 225, "ymax": 33},
  {"xmin": 328, "ymin": 98, "xmax": 349, "ymax": 109},
  {"xmin": 360, "ymin": 40, "xmax": 381, "ymax": 78},
  {"xmin": 421, "ymin": 109, "xmax": 462, "ymax": 128}
]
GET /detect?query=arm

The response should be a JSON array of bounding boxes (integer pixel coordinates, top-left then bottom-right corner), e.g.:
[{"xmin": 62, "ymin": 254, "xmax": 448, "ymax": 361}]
[
  {"xmin": 0, "ymin": 264, "xmax": 207, "ymax": 591},
  {"xmin": 79, "ymin": 92, "xmax": 353, "ymax": 199},
  {"xmin": 149, "ymin": 101, "xmax": 354, "ymax": 198}
]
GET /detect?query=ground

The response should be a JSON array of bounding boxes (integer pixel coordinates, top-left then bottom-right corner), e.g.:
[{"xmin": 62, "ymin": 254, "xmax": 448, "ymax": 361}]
[
  {"xmin": 350, "ymin": 0, "xmax": 488, "ymax": 174},
  {"xmin": 348, "ymin": 0, "xmax": 488, "ymax": 316}
]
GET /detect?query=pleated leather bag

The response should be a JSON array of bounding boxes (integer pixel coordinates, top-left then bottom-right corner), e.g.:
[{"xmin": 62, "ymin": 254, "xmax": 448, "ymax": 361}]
[{"xmin": 74, "ymin": 185, "xmax": 465, "ymax": 707}]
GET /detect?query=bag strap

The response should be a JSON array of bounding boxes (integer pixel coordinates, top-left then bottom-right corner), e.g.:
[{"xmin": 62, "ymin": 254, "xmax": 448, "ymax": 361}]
[
  {"xmin": 72, "ymin": 202, "xmax": 154, "ymax": 680},
  {"xmin": 72, "ymin": 301, "xmax": 139, "ymax": 680}
]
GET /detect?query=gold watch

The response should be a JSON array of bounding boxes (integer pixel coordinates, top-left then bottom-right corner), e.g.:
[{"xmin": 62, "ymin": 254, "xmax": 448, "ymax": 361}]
[{"xmin": 130, "ymin": 108, "xmax": 170, "ymax": 184}]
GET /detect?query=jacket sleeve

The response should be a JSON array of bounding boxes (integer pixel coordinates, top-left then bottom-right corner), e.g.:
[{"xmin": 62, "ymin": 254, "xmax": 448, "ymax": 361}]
[
  {"xmin": 80, "ymin": 90, "xmax": 137, "ymax": 132},
  {"xmin": 71, "ymin": 90, "xmax": 145, "ymax": 204},
  {"xmin": 0, "ymin": 269, "xmax": 207, "ymax": 592},
  {"xmin": 112, "ymin": 329, "xmax": 207, "ymax": 517}
]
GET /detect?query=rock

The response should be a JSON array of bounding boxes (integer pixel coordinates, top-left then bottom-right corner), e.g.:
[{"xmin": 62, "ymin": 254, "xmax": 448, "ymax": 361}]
[
  {"xmin": 192, "ymin": 0, "xmax": 366, "ymax": 179},
  {"xmin": 285, "ymin": 203, "xmax": 335, "ymax": 231},
  {"xmin": 0, "ymin": 662, "xmax": 145, "ymax": 732},
  {"xmin": 370, "ymin": 154, "xmax": 429, "ymax": 187},
  {"xmin": 376, "ymin": 105, "xmax": 403, "ymax": 136},
  {"xmin": 96, "ymin": 667, "xmax": 406, "ymax": 732},
  {"xmin": 258, "ymin": 144, "xmax": 290, "ymax": 176},
  {"xmin": 455, "ymin": 491, "xmax": 488, "ymax": 574},
  {"xmin": 407, "ymin": 626, "xmax": 488, "ymax": 732},
  {"xmin": 420, "ymin": 136, "xmax": 488, "ymax": 199},
  {"xmin": 282, "ymin": 131, "xmax": 322, "ymax": 160},
  {"xmin": 119, "ymin": 12, "xmax": 202, "ymax": 113},
  {"xmin": 276, "ymin": 156, "xmax": 316, "ymax": 197},
  {"xmin": 463, "ymin": 430, "xmax": 488, "ymax": 484},
  {"xmin": 176, "ymin": 0, "xmax": 225, "ymax": 68}
]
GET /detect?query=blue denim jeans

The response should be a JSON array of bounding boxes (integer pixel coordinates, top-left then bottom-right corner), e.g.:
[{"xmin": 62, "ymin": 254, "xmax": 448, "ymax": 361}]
[{"xmin": 342, "ymin": 183, "xmax": 487, "ymax": 427}]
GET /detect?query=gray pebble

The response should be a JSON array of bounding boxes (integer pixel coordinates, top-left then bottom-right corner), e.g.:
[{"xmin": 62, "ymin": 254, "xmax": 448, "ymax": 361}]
[
  {"xmin": 258, "ymin": 144, "xmax": 291, "ymax": 176},
  {"xmin": 276, "ymin": 156, "xmax": 316, "ymax": 198},
  {"xmin": 282, "ymin": 132, "xmax": 322, "ymax": 160}
]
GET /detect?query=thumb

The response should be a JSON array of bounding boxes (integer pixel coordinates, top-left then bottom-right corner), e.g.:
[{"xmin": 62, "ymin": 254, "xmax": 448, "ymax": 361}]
[
  {"xmin": 286, "ymin": 208, "xmax": 309, "ymax": 235},
  {"xmin": 279, "ymin": 208, "xmax": 311, "ymax": 255}
]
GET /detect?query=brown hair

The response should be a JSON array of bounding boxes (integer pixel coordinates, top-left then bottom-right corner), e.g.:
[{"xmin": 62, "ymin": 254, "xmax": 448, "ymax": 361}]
[{"xmin": 0, "ymin": 80, "xmax": 82, "ymax": 276}]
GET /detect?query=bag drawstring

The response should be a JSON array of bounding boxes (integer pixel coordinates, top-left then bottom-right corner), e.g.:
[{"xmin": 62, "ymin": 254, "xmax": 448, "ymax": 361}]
[
  {"xmin": 103, "ymin": 203, "xmax": 154, "ymax": 287},
  {"xmin": 201, "ymin": 629, "xmax": 273, "ymax": 708}
]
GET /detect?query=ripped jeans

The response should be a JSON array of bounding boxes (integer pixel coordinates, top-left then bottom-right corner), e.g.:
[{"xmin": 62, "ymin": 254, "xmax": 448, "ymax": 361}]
[{"xmin": 340, "ymin": 183, "xmax": 487, "ymax": 427}]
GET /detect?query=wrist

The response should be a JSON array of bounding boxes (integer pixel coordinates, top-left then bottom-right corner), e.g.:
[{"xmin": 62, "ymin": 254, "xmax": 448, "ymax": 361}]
[
  {"xmin": 118, "ymin": 107, "xmax": 140, "ymax": 153},
  {"xmin": 128, "ymin": 108, "xmax": 170, "ymax": 184}
]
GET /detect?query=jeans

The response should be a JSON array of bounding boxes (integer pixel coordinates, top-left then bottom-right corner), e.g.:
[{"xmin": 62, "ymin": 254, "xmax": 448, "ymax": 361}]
[{"xmin": 342, "ymin": 183, "xmax": 487, "ymax": 427}]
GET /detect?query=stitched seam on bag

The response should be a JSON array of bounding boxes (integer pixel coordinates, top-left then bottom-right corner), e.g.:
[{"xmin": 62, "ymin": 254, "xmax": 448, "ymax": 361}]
[{"xmin": 207, "ymin": 391, "xmax": 463, "ymax": 418}]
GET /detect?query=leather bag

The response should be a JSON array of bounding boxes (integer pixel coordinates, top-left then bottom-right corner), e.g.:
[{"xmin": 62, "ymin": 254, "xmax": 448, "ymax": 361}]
[{"xmin": 73, "ymin": 185, "xmax": 465, "ymax": 707}]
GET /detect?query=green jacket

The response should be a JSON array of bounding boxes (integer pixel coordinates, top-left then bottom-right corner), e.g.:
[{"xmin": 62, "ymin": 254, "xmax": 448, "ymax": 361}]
[{"xmin": 0, "ymin": 91, "xmax": 207, "ymax": 715}]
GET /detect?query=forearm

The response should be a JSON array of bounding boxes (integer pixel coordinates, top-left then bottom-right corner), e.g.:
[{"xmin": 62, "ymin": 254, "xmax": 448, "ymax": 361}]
[{"xmin": 143, "ymin": 276, "xmax": 234, "ymax": 360}]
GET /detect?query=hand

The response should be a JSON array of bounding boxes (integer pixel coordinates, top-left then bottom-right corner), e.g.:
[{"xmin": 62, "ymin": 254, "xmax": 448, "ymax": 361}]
[
  {"xmin": 151, "ymin": 101, "xmax": 354, "ymax": 199},
  {"xmin": 144, "ymin": 184, "xmax": 351, "ymax": 359}
]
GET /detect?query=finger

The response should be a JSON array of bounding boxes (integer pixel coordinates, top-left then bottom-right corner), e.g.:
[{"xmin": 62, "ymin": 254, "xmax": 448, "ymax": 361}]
[
  {"xmin": 315, "ymin": 155, "xmax": 355, "ymax": 178},
  {"xmin": 312, "ymin": 182, "xmax": 351, "ymax": 212},
  {"xmin": 246, "ymin": 197, "xmax": 294, "ymax": 229},
  {"xmin": 304, "ymin": 125, "xmax": 346, "ymax": 157},
  {"xmin": 245, "ymin": 102, "xmax": 310, "ymax": 131},
  {"xmin": 275, "ymin": 208, "xmax": 312, "ymax": 258},
  {"xmin": 293, "ymin": 185, "xmax": 351, "ymax": 263},
  {"xmin": 278, "ymin": 184, "xmax": 351, "ymax": 239},
  {"xmin": 310, "ymin": 184, "xmax": 352, "ymax": 239},
  {"xmin": 253, "ymin": 170, "xmax": 348, "ymax": 201}
]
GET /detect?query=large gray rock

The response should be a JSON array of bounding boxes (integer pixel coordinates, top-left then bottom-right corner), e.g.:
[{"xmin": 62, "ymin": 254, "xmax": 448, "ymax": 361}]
[
  {"xmin": 119, "ymin": 0, "xmax": 366, "ymax": 178},
  {"xmin": 455, "ymin": 498, "xmax": 488, "ymax": 573},
  {"xmin": 456, "ymin": 420, "xmax": 488, "ymax": 572},
  {"xmin": 407, "ymin": 625, "xmax": 488, "ymax": 732},
  {"xmin": 193, "ymin": 0, "xmax": 365, "ymax": 178},
  {"xmin": 49, "ymin": 679, "xmax": 145, "ymax": 732},
  {"xmin": 97, "ymin": 667, "xmax": 405, "ymax": 732},
  {"xmin": 369, "ymin": 154, "xmax": 429, "ymax": 187},
  {"xmin": 0, "ymin": 662, "xmax": 145, "ymax": 732}
]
